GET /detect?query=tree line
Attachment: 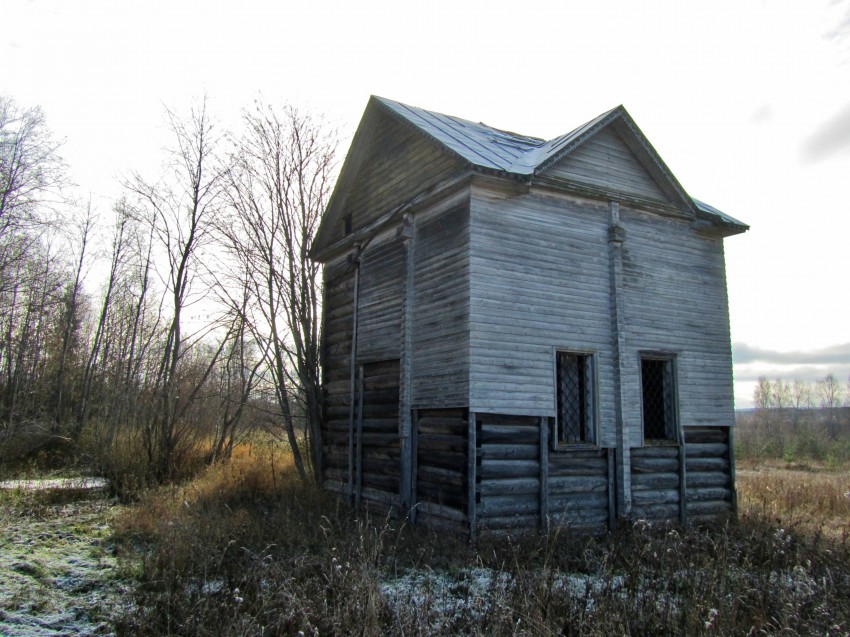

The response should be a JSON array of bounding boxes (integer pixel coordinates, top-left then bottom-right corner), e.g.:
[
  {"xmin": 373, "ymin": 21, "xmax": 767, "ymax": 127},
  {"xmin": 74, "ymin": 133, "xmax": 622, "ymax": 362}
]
[
  {"xmin": 0, "ymin": 94, "xmax": 335, "ymax": 490},
  {"xmin": 737, "ymin": 374, "xmax": 850, "ymax": 463}
]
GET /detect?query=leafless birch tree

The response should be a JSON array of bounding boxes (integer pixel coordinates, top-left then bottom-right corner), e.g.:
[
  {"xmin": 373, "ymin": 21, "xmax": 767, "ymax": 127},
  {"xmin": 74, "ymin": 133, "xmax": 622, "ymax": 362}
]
[{"xmin": 219, "ymin": 101, "xmax": 336, "ymax": 482}]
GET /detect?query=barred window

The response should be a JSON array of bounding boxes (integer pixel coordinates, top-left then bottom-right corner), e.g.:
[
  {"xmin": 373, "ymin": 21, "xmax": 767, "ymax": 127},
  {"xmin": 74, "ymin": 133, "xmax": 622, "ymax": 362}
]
[
  {"xmin": 555, "ymin": 352, "xmax": 595, "ymax": 445},
  {"xmin": 641, "ymin": 355, "xmax": 677, "ymax": 442}
]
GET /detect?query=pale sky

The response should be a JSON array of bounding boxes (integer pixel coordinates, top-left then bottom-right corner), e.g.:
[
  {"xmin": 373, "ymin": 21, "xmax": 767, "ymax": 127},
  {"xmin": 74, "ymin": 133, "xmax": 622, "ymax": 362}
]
[{"xmin": 5, "ymin": 0, "xmax": 850, "ymax": 408}]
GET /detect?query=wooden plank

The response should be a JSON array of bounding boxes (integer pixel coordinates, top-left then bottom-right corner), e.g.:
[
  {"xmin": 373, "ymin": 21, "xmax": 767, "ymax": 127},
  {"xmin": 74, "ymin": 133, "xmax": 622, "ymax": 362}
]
[
  {"xmin": 355, "ymin": 365, "xmax": 364, "ymax": 509},
  {"xmin": 632, "ymin": 489, "xmax": 680, "ymax": 505},
  {"xmin": 549, "ymin": 492, "xmax": 609, "ymax": 512},
  {"xmin": 607, "ymin": 449, "xmax": 616, "ymax": 530},
  {"xmin": 687, "ymin": 471, "xmax": 730, "ymax": 488},
  {"xmin": 478, "ymin": 444, "xmax": 539, "ymax": 460},
  {"xmin": 539, "ymin": 416, "xmax": 549, "ymax": 532},
  {"xmin": 347, "ymin": 262, "xmax": 360, "ymax": 501},
  {"xmin": 399, "ymin": 223, "xmax": 414, "ymax": 514},
  {"xmin": 478, "ymin": 478, "xmax": 539, "ymax": 497},
  {"xmin": 410, "ymin": 409, "xmax": 419, "ymax": 524},
  {"xmin": 477, "ymin": 514, "xmax": 539, "ymax": 531},
  {"xmin": 479, "ymin": 458, "xmax": 539, "ymax": 479},
  {"xmin": 548, "ymin": 475, "xmax": 608, "ymax": 495},
  {"xmin": 631, "ymin": 472, "xmax": 679, "ymax": 490},
  {"xmin": 678, "ymin": 426, "xmax": 687, "ymax": 525},
  {"xmin": 468, "ymin": 410, "xmax": 477, "ymax": 539},
  {"xmin": 728, "ymin": 426, "xmax": 738, "ymax": 515},
  {"xmin": 686, "ymin": 487, "xmax": 731, "ymax": 502},
  {"xmin": 686, "ymin": 443, "xmax": 729, "ymax": 458},
  {"xmin": 479, "ymin": 424, "xmax": 539, "ymax": 444},
  {"xmin": 416, "ymin": 500, "xmax": 467, "ymax": 523},
  {"xmin": 686, "ymin": 500, "xmax": 733, "ymax": 516},
  {"xmin": 478, "ymin": 494, "xmax": 539, "ymax": 517}
]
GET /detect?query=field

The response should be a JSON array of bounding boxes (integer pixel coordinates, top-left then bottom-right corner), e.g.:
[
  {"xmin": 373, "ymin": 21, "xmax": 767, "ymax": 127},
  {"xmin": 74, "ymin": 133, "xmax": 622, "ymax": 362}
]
[{"xmin": 1, "ymin": 446, "xmax": 849, "ymax": 636}]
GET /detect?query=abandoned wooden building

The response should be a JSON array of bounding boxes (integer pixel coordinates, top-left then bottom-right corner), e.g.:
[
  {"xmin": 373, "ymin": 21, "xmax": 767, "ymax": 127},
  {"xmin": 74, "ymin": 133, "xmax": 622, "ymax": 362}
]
[{"xmin": 310, "ymin": 96, "xmax": 748, "ymax": 533}]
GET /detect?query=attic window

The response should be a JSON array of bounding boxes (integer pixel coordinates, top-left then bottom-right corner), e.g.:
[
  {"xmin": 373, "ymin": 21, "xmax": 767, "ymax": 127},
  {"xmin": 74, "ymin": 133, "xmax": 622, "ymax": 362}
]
[
  {"xmin": 640, "ymin": 354, "xmax": 678, "ymax": 443},
  {"xmin": 343, "ymin": 214, "xmax": 353, "ymax": 236},
  {"xmin": 554, "ymin": 352, "xmax": 596, "ymax": 446}
]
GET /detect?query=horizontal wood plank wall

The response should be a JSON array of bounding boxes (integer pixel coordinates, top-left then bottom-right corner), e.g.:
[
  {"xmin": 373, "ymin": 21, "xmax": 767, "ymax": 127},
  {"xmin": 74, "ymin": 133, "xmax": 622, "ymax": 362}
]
[
  {"xmin": 324, "ymin": 110, "xmax": 463, "ymax": 249},
  {"xmin": 321, "ymin": 258, "xmax": 356, "ymax": 495},
  {"xmin": 412, "ymin": 206, "xmax": 469, "ymax": 407},
  {"xmin": 469, "ymin": 190, "xmax": 616, "ymax": 445},
  {"xmin": 548, "ymin": 446, "xmax": 612, "ymax": 529},
  {"xmin": 630, "ymin": 445, "xmax": 682, "ymax": 521},
  {"xmin": 476, "ymin": 413, "xmax": 615, "ymax": 531},
  {"xmin": 542, "ymin": 128, "xmax": 668, "ymax": 203},
  {"xmin": 358, "ymin": 359, "xmax": 402, "ymax": 516},
  {"xmin": 684, "ymin": 426, "xmax": 735, "ymax": 521},
  {"xmin": 357, "ymin": 238, "xmax": 404, "ymax": 362},
  {"xmin": 620, "ymin": 206, "xmax": 735, "ymax": 448},
  {"xmin": 415, "ymin": 408, "xmax": 469, "ymax": 531},
  {"xmin": 477, "ymin": 414, "xmax": 541, "ymax": 530}
]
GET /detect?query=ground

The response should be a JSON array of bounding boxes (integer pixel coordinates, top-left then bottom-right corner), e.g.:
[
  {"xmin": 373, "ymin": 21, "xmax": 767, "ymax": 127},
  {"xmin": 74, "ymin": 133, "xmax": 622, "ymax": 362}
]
[{"xmin": 0, "ymin": 480, "xmax": 128, "ymax": 637}]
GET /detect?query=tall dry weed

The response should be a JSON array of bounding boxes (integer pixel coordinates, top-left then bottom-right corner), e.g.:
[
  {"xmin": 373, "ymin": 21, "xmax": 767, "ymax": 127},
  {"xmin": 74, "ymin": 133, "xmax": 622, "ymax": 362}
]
[{"xmin": 113, "ymin": 443, "xmax": 850, "ymax": 636}]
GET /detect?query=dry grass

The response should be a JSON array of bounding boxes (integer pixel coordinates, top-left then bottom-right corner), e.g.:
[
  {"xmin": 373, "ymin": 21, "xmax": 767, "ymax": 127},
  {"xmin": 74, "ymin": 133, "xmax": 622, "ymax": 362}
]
[
  {"xmin": 738, "ymin": 460, "xmax": 850, "ymax": 540},
  {"xmin": 111, "ymin": 442, "xmax": 850, "ymax": 636}
]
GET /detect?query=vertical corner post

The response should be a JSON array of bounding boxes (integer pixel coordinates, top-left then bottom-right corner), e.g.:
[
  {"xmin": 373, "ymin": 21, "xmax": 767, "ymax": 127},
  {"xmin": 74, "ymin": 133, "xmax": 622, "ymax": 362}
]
[
  {"xmin": 539, "ymin": 416, "xmax": 549, "ymax": 533},
  {"xmin": 355, "ymin": 364, "xmax": 364, "ymax": 511},
  {"xmin": 608, "ymin": 200, "xmax": 632, "ymax": 518},
  {"xmin": 467, "ymin": 410, "xmax": 478, "ymax": 541},
  {"xmin": 399, "ymin": 214, "xmax": 416, "ymax": 514},
  {"xmin": 347, "ymin": 251, "xmax": 361, "ymax": 502}
]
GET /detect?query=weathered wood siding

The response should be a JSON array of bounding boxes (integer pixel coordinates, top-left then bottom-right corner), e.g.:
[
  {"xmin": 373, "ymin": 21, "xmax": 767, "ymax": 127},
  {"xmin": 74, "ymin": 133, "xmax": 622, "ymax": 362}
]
[
  {"xmin": 358, "ymin": 359, "xmax": 401, "ymax": 515},
  {"xmin": 468, "ymin": 188, "xmax": 616, "ymax": 445},
  {"xmin": 323, "ymin": 109, "xmax": 463, "ymax": 249},
  {"xmin": 320, "ymin": 258, "xmax": 356, "ymax": 495},
  {"xmin": 630, "ymin": 445, "xmax": 682, "ymax": 521},
  {"xmin": 620, "ymin": 206, "xmax": 735, "ymax": 448},
  {"xmin": 357, "ymin": 237, "xmax": 404, "ymax": 362},
  {"xmin": 412, "ymin": 206, "xmax": 469, "ymax": 407},
  {"xmin": 543, "ymin": 128, "xmax": 668, "ymax": 202},
  {"xmin": 630, "ymin": 427, "xmax": 734, "ymax": 523},
  {"xmin": 685, "ymin": 426, "xmax": 735, "ymax": 521},
  {"xmin": 415, "ymin": 408, "xmax": 468, "ymax": 529},
  {"xmin": 476, "ymin": 414, "xmax": 615, "ymax": 530},
  {"xmin": 548, "ymin": 447, "xmax": 612, "ymax": 529},
  {"xmin": 477, "ymin": 414, "xmax": 541, "ymax": 529}
]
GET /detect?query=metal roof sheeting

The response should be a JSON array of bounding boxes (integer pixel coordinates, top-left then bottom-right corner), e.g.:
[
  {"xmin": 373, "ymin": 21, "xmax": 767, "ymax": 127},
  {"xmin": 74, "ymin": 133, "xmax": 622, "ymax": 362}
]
[{"xmin": 374, "ymin": 96, "xmax": 747, "ymax": 232}]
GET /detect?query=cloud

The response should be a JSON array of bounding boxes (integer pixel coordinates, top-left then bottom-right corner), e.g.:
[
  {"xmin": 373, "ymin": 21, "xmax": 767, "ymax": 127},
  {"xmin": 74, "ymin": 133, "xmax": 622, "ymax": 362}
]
[
  {"xmin": 825, "ymin": 0, "xmax": 850, "ymax": 43},
  {"xmin": 801, "ymin": 103, "xmax": 850, "ymax": 162},
  {"xmin": 733, "ymin": 341, "xmax": 850, "ymax": 366},
  {"xmin": 750, "ymin": 103, "xmax": 773, "ymax": 123}
]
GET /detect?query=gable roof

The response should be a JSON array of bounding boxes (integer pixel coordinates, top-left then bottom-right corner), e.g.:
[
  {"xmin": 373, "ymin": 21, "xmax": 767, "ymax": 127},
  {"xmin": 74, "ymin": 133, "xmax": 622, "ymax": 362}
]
[{"xmin": 312, "ymin": 97, "xmax": 748, "ymax": 258}]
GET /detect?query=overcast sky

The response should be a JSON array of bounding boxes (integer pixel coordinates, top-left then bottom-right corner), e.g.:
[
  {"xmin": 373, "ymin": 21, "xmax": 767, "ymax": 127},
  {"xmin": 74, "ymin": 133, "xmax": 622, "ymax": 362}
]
[{"xmin": 5, "ymin": 0, "xmax": 850, "ymax": 408}]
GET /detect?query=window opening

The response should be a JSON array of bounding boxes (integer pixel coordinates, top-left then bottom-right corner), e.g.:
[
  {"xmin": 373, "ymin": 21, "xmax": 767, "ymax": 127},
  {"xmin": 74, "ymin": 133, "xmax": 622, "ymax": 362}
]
[
  {"xmin": 556, "ymin": 352, "xmax": 595, "ymax": 445},
  {"xmin": 641, "ymin": 356, "xmax": 677, "ymax": 441}
]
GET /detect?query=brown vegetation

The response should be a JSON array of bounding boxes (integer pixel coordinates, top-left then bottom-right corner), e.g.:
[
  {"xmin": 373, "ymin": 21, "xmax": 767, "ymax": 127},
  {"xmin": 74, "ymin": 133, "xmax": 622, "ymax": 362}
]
[{"xmin": 111, "ymin": 439, "xmax": 850, "ymax": 636}]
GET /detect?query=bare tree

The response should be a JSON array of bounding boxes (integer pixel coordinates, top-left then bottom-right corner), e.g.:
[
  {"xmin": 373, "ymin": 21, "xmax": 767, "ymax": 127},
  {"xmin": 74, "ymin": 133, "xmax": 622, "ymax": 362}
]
[
  {"xmin": 0, "ymin": 95, "xmax": 66, "ymax": 279},
  {"xmin": 52, "ymin": 205, "xmax": 95, "ymax": 433},
  {"xmin": 816, "ymin": 374, "xmax": 844, "ymax": 440},
  {"xmin": 219, "ymin": 101, "xmax": 336, "ymax": 482},
  {"xmin": 126, "ymin": 98, "xmax": 231, "ymax": 480}
]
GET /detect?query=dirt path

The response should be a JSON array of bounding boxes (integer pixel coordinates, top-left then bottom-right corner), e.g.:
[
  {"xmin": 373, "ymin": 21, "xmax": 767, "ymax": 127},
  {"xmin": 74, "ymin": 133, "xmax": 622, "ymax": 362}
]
[{"xmin": 0, "ymin": 485, "xmax": 128, "ymax": 636}]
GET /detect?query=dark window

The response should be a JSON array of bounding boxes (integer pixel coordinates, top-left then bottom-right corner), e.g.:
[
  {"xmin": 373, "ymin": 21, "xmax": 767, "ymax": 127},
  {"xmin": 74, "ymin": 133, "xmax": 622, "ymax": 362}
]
[
  {"xmin": 555, "ymin": 352, "xmax": 595, "ymax": 445},
  {"xmin": 641, "ymin": 356, "xmax": 677, "ymax": 441},
  {"xmin": 343, "ymin": 214, "xmax": 353, "ymax": 236}
]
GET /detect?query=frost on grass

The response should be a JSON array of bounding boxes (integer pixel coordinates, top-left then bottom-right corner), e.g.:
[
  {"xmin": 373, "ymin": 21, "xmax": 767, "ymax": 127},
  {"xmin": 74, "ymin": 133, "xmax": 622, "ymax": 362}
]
[
  {"xmin": 0, "ymin": 492, "xmax": 127, "ymax": 637},
  {"xmin": 380, "ymin": 567, "xmax": 512, "ymax": 622},
  {"xmin": 379, "ymin": 567, "xmax": 631, "ymax": 625}
]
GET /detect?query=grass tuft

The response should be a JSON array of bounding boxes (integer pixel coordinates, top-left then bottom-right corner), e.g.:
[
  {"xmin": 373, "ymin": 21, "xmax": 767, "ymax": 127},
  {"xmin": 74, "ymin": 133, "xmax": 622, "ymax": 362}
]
[{"xmin": 110, "ymin": 441, "xmax": 850, "ymax": 636}]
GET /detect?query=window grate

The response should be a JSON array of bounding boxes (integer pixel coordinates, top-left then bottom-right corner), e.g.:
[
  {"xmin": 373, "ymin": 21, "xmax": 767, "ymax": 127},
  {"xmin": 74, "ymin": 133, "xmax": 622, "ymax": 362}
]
[
  {"xmin": 556, "ymin": 352, "xmax": 594, "ymax": 444},
  {"xmin": 641, "ymin": 357, "xmax": 676, "ymax": 441}
]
